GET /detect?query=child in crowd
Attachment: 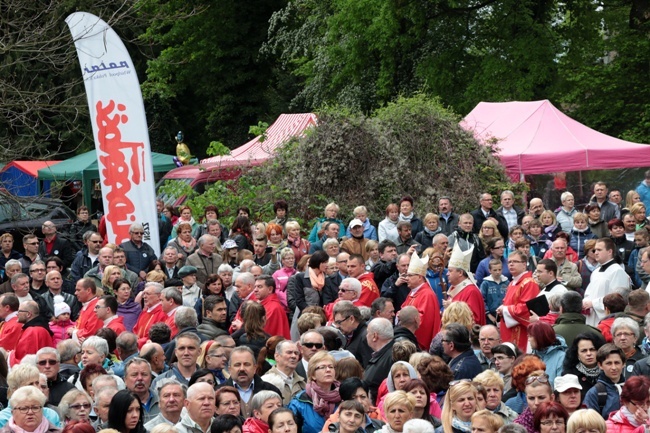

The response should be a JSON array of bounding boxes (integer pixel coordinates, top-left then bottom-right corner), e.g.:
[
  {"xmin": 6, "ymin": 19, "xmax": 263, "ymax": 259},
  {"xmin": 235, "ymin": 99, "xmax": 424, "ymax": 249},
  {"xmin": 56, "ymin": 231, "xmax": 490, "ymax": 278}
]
[
  {"xmin": 527, "ymin": 219, "xmax": 552, "ymax": 259},
  {"xmin": 569, "ymin": 213, "xmax": 596, "ymax": 260},
  {"xmin": 49, "ymin": 297, "xmax": 74, "ymax": 345},
  {"xmin": 628, "ymin": 229, "xmax": 649, "ymax": 288},
  {"xmin": 506, "ymin": 225, "xmax": 526, "ymax": 257},
  {"xmin": 481, "ymin": 259, "xmax": 509, "ymax": 325},
  {"xmin": 365, "ymin": 240, "xmax": 380, "ymax": 271}
]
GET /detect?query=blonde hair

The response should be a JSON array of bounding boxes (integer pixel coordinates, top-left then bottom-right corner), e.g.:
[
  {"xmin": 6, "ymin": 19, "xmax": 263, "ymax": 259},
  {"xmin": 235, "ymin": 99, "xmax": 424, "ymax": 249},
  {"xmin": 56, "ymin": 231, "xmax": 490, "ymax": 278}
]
[
  {"xmin": 540, "ymin": 210, "xmax": 558, "ymax": 226},
  {"xmin": 626, "ymin": 190, "xmax": 641, "ymax": 209},
  {"xmin": 479, "ymin": 220, "xmax": 502, "ymax": 243},
  {"xmin": 567, "ymin": 409, "xmax": 606, "ymax": 433},
  {"xmin": 424, "ymin": 213, "xmax": 440, "ymax": 225},
  {"xmin": 7, "ymin": 364, "xmax": 39, "ymax": 393},
  {"xmin": 365, "ymin": 240, "xmax": 378, "ymax": 253},
  {"xmin": 409, "ymin": 352, "xmax": 433, "ymax": 370},
  {"xmin": 198, "ymin": 340, "xmax": 223, "ymax": 368},
  {"xmin": 471, "ymin": 409, "xmax": 504, "ymax": 433},
  {"xmin": 572, "ymin": 212, "xmax": 588, "ymax": 224},
  {"xmin": 441, "ymin": 301, "xmax": 474, "ymax": 329},
  {"xmin": 442, "ymin": 381, "xmax": 477, "ymax": 433},
  {"xmin": 630, "ymin": 202, "xmax": 646, "ymax": 216},
  {"xmin": 149, "ymin": 426, "xmax": 178, "ymax": 433},
  {"xmin": 285, "ymin": 221, "xmax": 301, "ymax": 232},
  {"xmin": 473, "ymin": 370, "xmax": 504, "ymax": 390},
  {"xmin": 354, "ymin": 206, "xmax": 368, "ymax": 217},
  {"xmin": 307, "ymin": 351, "xmax": 336, "ymax": 382},
  {"xmin": 383, "ymin": 390, "xmax": 416, "ymax": 415},
  {"xmin": 101, "ymin": 265, "xmax": 121, "ymax": 288},
  {"xmin": 147, "ymin": 270, "xmax": 166, "ymax": 283}
]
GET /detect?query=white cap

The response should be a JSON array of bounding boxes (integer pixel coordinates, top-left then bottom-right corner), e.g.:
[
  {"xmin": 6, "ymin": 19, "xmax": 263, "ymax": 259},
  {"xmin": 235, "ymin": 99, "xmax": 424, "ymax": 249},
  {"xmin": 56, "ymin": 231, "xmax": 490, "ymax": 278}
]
[
  {"xmin": 554, "ymin": 374, "xmax": 582, "ymax": 392},
  {"xmin": 349, "ymin": 219, "xmax": 363, "ymax": 228},
  {"xmin": 53, "ymin": 295, "xmax": 71, "ymax": 317}
]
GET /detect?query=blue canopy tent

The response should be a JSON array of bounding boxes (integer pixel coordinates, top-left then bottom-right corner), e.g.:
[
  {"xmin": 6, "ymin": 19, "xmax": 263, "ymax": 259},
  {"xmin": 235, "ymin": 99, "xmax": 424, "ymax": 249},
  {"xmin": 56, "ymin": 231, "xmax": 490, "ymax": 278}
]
[{"xmin": 0, "ymin": 161, "xmax": 61, "ymax": 196}]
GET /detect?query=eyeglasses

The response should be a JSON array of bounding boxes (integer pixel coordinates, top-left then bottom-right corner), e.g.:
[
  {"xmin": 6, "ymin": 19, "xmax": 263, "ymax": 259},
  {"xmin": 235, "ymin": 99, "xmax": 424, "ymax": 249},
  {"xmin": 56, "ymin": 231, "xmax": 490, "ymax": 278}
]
[
  {"xmin": 13, "ymin": 406, "xmax": 42, "ymax": 414},
  {"xmin": 525, "ymin": 374, "xmax": 550, "ymax": 385},
  {"xmin": 207, "ymin": 353, "xmax": 227, "ymax": 358},
  {"xmin": 333, "ymin": 316, "xmax": 351, "ymax": 326},
  {"xmin": 69, "ymin": 403, "xmax": 92, "ymax": 410},
  {"xmin": 89, "ymin": 240, "xmax": 102, "ymax": 243},
  {"xmin": 30, "ymin": 268, "xmax": 46, "ymax": 272},
  {"xmin": 630, "ymin": 400, "xmax": 650, "ymax": 410},
  {"xmin": 131, "ymin": 231, "xmax": 144, "ymax": 235},
  {"xmin": 302, "ymin": 342, "xmax": 324, "ymax": 349},
  {"xmin": 338, "ymin": 288, "xmax": 354, "ymax": 293},
  {"xmin": 25, "ymin": 242, "xmax": 39, "ymax": 246},
  {"xmin": 219, "ymin": 400, "xmax": 240, "ymax": 407},
  {"xmin": 37, "ymin": 359, "xmax": 58, "ymax": 366},
  {"xmin": 479, "ymin": 337, "xmax": 499, "ymax": 342},
  {"xmin": 94, "ymin": 305, "xmax": 107, "ymax": 310},
  {"xmin": 614, "ymin": 331, "xmax": 634, "ymax": 338},
  {"xmin": 449, "ymin": 379, "xmax": 472, "ymax": 387},
  {"xmin": 315, "ymin": 364, "xmax": 335, "ymax": 371},
  {"xmin": 540, "ymin": 420, "xmax": 565, "ymax": 427}
]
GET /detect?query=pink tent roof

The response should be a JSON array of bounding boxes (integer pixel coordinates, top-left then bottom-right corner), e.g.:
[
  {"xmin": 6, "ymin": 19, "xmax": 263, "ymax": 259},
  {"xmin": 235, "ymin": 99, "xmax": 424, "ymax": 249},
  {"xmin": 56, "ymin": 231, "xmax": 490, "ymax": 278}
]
[
  {"xmin": 461, "ymin": 100, "xmax": 650, "ymax": 178},
  {"xmin": 201, "ymin": 113, "xmax": 317, "ymax": 165}
]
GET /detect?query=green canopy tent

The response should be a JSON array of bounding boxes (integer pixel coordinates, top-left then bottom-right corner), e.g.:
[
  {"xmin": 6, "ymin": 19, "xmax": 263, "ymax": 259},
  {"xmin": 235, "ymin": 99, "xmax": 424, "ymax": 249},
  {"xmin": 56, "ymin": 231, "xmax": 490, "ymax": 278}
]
[{"xmin": 37, "ymin": 150, "xmax": 177, "ymax": 210}]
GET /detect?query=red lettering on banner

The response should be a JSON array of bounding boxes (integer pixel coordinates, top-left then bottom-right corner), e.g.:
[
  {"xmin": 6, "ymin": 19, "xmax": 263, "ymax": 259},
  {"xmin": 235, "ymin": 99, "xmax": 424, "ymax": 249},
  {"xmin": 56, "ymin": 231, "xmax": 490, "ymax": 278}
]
[{"xmin": 95, "ymin": 99, "xmax": 145, "ymax": 243}]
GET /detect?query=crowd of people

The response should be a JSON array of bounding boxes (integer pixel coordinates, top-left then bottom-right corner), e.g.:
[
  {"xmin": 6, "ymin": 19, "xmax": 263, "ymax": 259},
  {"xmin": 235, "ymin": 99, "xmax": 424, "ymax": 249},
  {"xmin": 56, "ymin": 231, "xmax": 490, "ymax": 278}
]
[{"xmin": 1, "ymin": 174, "xmax": 650, "ymax": 433}]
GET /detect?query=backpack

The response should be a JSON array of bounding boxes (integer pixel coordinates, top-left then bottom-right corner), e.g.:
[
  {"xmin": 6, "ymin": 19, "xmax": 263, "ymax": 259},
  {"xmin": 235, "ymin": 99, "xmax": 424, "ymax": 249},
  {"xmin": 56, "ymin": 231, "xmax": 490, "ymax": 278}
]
[{"xmin": 594, "ymin": 382, "xmax": 608, "ymax": 416}]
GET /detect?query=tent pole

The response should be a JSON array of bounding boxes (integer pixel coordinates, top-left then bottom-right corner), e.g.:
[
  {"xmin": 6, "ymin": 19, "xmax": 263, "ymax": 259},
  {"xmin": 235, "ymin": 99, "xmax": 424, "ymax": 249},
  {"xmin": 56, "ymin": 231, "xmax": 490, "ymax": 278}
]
[{"xmin": 579, "ymin": 171, "xmax": 583, "ymax": 205}]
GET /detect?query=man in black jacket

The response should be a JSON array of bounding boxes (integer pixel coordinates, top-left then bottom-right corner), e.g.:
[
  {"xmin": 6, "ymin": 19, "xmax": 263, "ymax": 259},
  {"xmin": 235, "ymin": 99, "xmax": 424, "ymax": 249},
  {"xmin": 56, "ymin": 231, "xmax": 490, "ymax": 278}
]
[
  {"xmin": 220, "ymin": 346, "xmax": 281, "ymax": 417},
  {"xmin": 70, "ymin": 231, "xmax": 103, "ymax": 283},
  {"xmin": 363, "ymin": 318, "xmax": 395, "ymax": 403},
  {"xmin": 471, "ymin": 193, "xmax": 509, "ymax": 240},
  {"xmin": 38, "ymin": 221, "xmax": 75, "ymax": 269},
  {"xmin": 394, "ymin": 306, "xmax": 419, "ymax": 347},
  {"xmin": 371, "ymin": 240, "xmax": 398, "ymax": 289},
  {"xmin": 36, "ymin": 347, "xmax": 75, "ymax": 406},
  {"xmin": 332, "ymin": 301, "xmax": 373, "ymax": 368}
]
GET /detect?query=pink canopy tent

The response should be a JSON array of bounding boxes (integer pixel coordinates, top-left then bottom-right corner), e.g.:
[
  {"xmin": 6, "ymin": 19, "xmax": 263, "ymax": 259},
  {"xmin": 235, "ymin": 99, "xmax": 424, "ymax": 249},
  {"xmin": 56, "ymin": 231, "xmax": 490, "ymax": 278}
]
[
  {"xmin": 201, "ymin": 113, "xmax": 318, "ymax": 165},
  {"xmin": 461, "ymin": 100, "xmax": 650, "ymax": 180}
]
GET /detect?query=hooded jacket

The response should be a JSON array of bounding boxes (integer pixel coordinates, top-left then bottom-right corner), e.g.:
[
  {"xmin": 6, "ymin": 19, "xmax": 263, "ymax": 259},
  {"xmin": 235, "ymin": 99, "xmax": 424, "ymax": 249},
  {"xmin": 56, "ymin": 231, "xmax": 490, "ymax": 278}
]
[
  {"xmin": 553, "ymin": 313, "xmax": 603, "ymax": 347},
  {"xmin": 569, "ymin": 227, "xmax": 597, "ymax": 259},
  {"xmin": 532, "ymin": 335, "xmax": 567, "ymax": 384}
]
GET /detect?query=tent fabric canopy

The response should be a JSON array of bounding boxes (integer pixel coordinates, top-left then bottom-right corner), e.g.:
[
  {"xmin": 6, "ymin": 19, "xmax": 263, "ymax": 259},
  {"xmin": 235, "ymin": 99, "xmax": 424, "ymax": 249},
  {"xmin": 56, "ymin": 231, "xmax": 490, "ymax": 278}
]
[
  {"xmin": 461, "ymin": 100, "xmax": 650, "ymax": 178},
  {"xmin": 0, "ymin": 161, "xmax": 61, "ymax": 196},
  {"xmin": 37, "ymin": 150, "xmax": 177, "ymax": 209},
  {"xmin": 201, "ymin": 113, "xmax": 317, "ymax": 165}
]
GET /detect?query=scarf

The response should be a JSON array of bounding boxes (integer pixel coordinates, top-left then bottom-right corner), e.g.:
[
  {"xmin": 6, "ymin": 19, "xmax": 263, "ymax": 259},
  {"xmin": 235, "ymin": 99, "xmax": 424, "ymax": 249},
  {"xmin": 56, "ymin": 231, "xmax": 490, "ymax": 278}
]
[
  {"xmin": 576, "ymin": 362, "xmax": 600, "ymax": 378},
  {"xmin": 177, "ymin": 236, "xmax": 197, "ymax": 252},
  {"xmin": 616, "ymin": 406, "xmax": 642, "ymax": 428},
  {"xmin": 8, "ymin": 412, "xmax": 51, "ymax": 433},
  {"xmin": 399, "ymin": 213, "xmax": 414, "ymax": 222},
  {"xmin": 309, "ymin": 268, "xmax": 325, "ymax": 291},
  {"xmin": 572, "ymin": 227, "xmax": 588, "ymax": 234},
  {"xmin": 287, "ymin": 235, "xmax": 302, "ymax": 248},
  {"xmin": 451, "ymin": 417, "xmax": 473, "ymax": 433},
  {"xmin": 515, "ymin": 408, "xmax": 537, "ymax": 433},
  {"xmin": 306, "ymin": 381, "xmax": 341, "ymax": 417},
  {"xmin": 424, "ymin": 227, "xmax": 441, "ymax": 237}
]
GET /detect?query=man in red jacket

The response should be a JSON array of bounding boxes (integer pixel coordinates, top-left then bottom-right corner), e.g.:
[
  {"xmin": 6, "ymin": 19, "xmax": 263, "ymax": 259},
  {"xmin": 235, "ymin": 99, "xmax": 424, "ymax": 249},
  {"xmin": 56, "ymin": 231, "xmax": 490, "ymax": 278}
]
[
  {"xmin": 10, "ymin": 300, "xmax": 54, "ymax": 365},
  {"xmin": 133, "ymin": 282, "xmax": 167, "ymax": 340},
  {"xmin": 253, "ymin": 275, "xmax": 290, "ymax": 339},
  {"xmin": 71, "ymin": 278, "xmax": 103, "ymax": 343},
  {"xmin": 347, "ymin": 254, "xmax": 379, "ymax": 307},
  {"xmin": 0, "ymin": 293, "xmax": 21, "ymax": 351},
  {"xmin": 94, "ymin": 295, "xmax": 126, "ymax": 336}
]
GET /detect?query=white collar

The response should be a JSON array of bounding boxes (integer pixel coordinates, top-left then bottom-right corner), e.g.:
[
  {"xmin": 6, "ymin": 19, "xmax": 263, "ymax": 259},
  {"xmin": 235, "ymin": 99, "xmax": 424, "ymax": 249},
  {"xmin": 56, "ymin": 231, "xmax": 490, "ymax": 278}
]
[
  {"xmin": 82, "ymin": 297, "xmax": 97, "ymax": 308},
  {"xmin": 103, "ymin": 315, "xmax": 119, "ymax": 326},
  {"xmin": 167, "ymin": 307, "xmax": 179, "ymax": 317},
  {"xmin": 147, "ymin": 302, "xmax": 162, "ymax": 313}
]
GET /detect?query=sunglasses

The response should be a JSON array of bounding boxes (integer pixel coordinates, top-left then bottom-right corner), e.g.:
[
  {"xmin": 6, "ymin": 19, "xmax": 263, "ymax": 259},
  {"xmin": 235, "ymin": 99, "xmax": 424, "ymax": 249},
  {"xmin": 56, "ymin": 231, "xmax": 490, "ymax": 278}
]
[
  {"xmin": 525, "ymin": 374, "xmax": 550, "ymax": 385},
  {"xmin": 302, "ymin": 342, "xmax": 324, "ymax": 349},
  {"xmin": 37, "ymin": 359, "xmax": 58, "ymax": 366},
  {"xmin": 449, "ymin": 379, "xmax": 472, "ymax": 387}
]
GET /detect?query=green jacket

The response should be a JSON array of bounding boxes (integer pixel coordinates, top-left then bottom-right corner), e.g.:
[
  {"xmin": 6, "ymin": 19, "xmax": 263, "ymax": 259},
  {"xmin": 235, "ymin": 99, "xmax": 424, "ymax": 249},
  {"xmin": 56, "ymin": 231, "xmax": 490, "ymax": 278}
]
[{"xmin": 553, "ymin": 312, "xmax": 603, "ymax": 347}]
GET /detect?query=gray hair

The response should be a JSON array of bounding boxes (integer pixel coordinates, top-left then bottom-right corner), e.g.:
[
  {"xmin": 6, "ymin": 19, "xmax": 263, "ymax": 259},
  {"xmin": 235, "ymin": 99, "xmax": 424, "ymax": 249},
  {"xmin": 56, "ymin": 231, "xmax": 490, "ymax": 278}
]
[
  {"xmin": 341, "ymin": 278, "xmax": 362, "ymax": 296},
  {"xmin": 175, "ymin": 306, "xmax": 198, "ymax": 329},
  {"xmin": 275, "ymin": 340, "xmax": 298, "ymax": 356},
  {"xmin": 279, "ymin": 247, "xmax": 294, "ymax": 261},
  {"xmin": 94, "ymin": 387, "xmax": 118, "ymax": 405},
  {"xmin": 186, "ymin": 382, "xmax": 215, "ymax": 400},
  {"xmin": 92, "ymin": 375, "xmax": 118, "ymax": 392},
  {"xmin": 359, "ymin": 306, "xmax": 371, "ymax": 323},
  {"xmin": 499, "ymin": 424, "xmax": 529, "ymax": 433},
  {"xmin": 403, "ymin": 419, "xmax": 435, "ymax": 433},
  {"xmin": 176, "ymin": 332, "xmax": 201, "ymax": 347},
  {"xmin": 218, "ymin": 264, "xmax": 234, "ymax": 274},
  {"xmin": 236, "ymin": 272, "xmax": 255, "ymax": 286},
  {"xmin": 145, "ymin": 282, "xmax": 164, "ymax": 294},
  {"xmin": 162, "ymin": 287, "xmax": 182, "ymax": 305},
  {"xmin": 82, "ymin": 336, "xmax": 109, "ymax": 357},
  {"xmin": 11, "ymin": 273, "xmax": 28, "ymax": 285},
  {"xmin": 130, "ymin": 223, "xmax": 144, "ymax": 233},
  {"xmin": 250, "ymin": 390, "xmax": 282, "ymax": 413},
  {"xmin": 36, "ymin": 347, "xmax": 60, "ymax": 362},
  {"xmin": 612, "ymin": 317, "xmax": 640, "ymax": 340},
  {"xmin": 432, "ymin": 234, "xmax": 448, "ymax": 245},
  {"xmin": 125, "ymin": 357, "xmax": 152, "ymax": 375},
  {"xmin": 116, "ymin": 332, "xmax": 138, "ymax": 354},
  {"xmin": 500, "ymin": 191, "xmax": 514, "ymax": 200},
  {"xmin": 367, "ymin": 318, "xmax": 394, "ymax": 340},
  {"xmin": 560, "ymin": 191, "xmax": 574, "ymax": 202},
  {"xmin": 644, "ymin": 312, "xmax": 650, "ymax": 331},
  {"xmin": 322, "ymin": 238, "xmax": 339, "ymax": 249},
  {"xmin": 229, "ymin": 346, "xmax": 255, "ymax": 363},
  {"xmin": 10, "ymin": 386, "xmax": 46, "ymax": 408},
  {"xmin": 59, "ymin": 389, "xmax": 92, "ymax": 419},
  {"xmin": 57, "ymin": 340, "xmax": 81, "ymax": 363},
  {"xmin": 156, "ymin": 378, "xmax": 187, "ymax": 397},
  {"xmin": 4, "ymin": 259, "xmax": 21, "ymax": 270},
  {"xmin": 198, "ymin": 234, "xmax": 217, "ymax": 248}
]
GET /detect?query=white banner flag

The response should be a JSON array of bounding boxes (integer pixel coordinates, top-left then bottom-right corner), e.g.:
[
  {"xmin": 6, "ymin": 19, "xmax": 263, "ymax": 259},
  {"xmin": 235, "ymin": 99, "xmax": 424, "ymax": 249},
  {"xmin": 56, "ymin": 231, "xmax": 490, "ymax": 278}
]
[{"xmin": 66, "ymin": 12, "xmax": 160, "ymax": 256}]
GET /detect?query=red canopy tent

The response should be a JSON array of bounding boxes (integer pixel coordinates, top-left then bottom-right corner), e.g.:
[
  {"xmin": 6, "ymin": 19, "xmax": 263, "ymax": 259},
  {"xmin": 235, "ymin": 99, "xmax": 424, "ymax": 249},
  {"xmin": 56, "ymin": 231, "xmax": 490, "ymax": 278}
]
[
  {"xmin": 461, "ymin": 100, "xmax": 650, "ymax": 180},
  {"xmin": 201, "ymin": 113, "xmax": 318, "ymax": 165}
]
